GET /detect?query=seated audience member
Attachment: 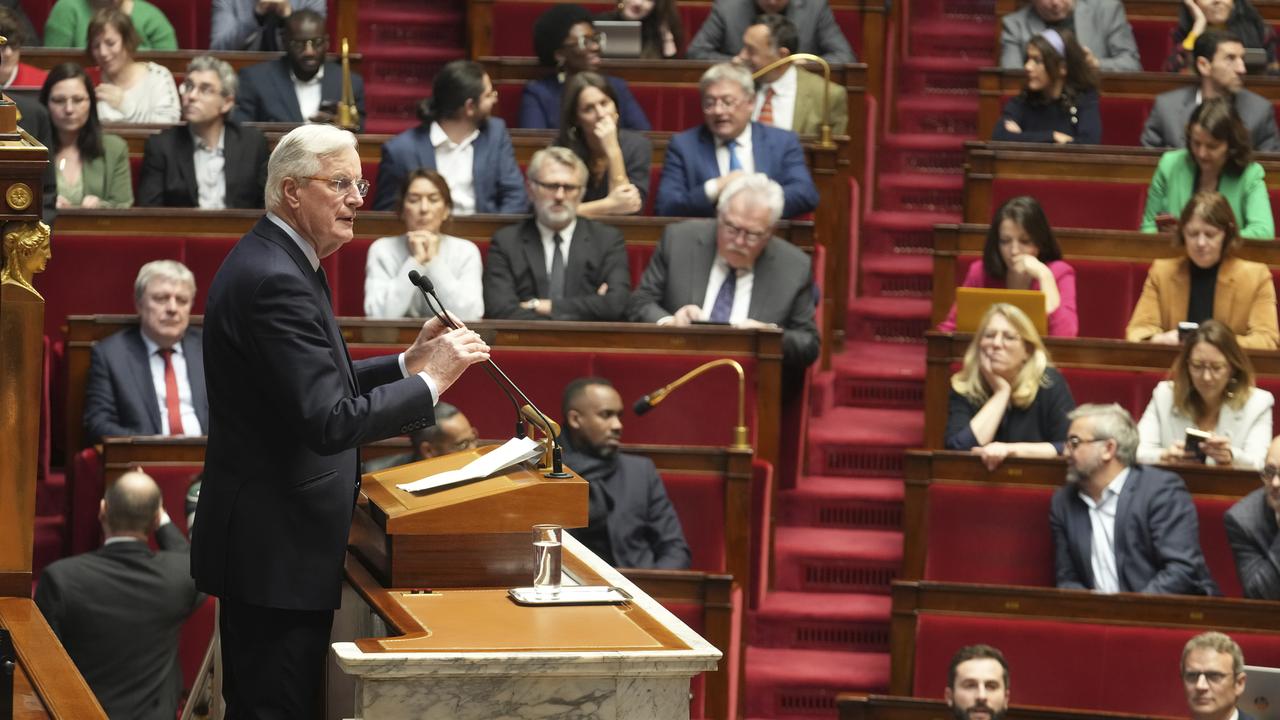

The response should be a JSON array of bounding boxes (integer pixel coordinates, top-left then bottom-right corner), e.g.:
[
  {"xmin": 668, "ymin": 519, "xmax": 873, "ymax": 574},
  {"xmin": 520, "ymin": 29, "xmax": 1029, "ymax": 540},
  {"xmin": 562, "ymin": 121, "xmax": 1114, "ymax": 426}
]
[
  {"xmin": 994, "ymin": 29, "xmax": 1101, "ymax": 145},
  {"xmin": 88, "ymin": 8, "xmax": 179, "ymax": 124},
  {"xmin": 1128, "ymin": 192, "xmax": 1279, "ymax": 348},
  {"xmin": 211, "ymin": 0, "xmax": 326, "ymax": 51},
  {"xmin": 688, "ymin": 0, "xmax": 856, "ymax": 63},
  {"xmin": 1181, "ymin": 632, "xmax": 1252, "ymax": 720},
  {"xmin": 138, "ymin": 56, "xmax": 269, "ymax": 209},
  {"xmin": 373, "ymin": 60, "xmax": 526, "ymax": 214},
  {"xmin": 561, "ymin": 376, "xmax": 692, "ymax": 569},
  {"xmin": 483, "ymin": 146, "xmax": 630, "ymax": 321},
  {"xmin": 734, "ymin": 14, "xmax": 849, "ymax": 136},
  {"xmin": 629, "ymin": 173, "xmax": 821, "ymax": 367},
  {"xmin": 655, "ymin": 62, "xmax": 818, "ymax": 218},
  {"xmin": 945, "ymin": 645, "xmax": 1011, "ymax": 720},
  {"xmin": 0, "ymin": 8, "xmax": 46, "ymax": 89},
  {"xmin": 41, "ymin": 63, "xmax": 132, "ymax": 209},
  {"xmin": 366, "ymin": 170, "xmax": 484, "ymax": 321},
  {"xmin": 362, "ymin": 402, "xmax": 479, "ymax": 472},
  {"xmin": 944, "ymin": 303, "xmax": 1074, "ymax": 469},
  {"xmin": 234, "ymin": 10, "xmax": 365, "ymax": 131},
  {"xmin": 33, "ymin": 470, "xmax": 203, "ymax": 720},
  {"xmin": 1, "ymin": 0, "xmax": 40, "ymax": 47},
  {"xmin": 1053, "ymin": 402, "xmax": 1221, "ymax": 595},
  {"xmin": 84, "ymin": 260, "xmax": 206, "ymax": 445},
  {"xmin": 1167, "ymin": 0, "xmax": 1277, "ymax": 74},
  {"xmin": 1226, "ymin": 436, "xmax": 1280, "ymax": 599},
  {"xmin": 1144, "ymin": 31, "xmax": 1280, "ymax": 151},
  {"xmin": 938, "ymin": 196, "xmax": 1078, "ymax": 337},
  {"xmin": 520, "ymin": 4, "xmax": 650, "ymax": 131},
  {"xmin": 594, "ymin": 0, "xmax": 683, "ymax": 59},
  {"xmin": 1000, "ymin": 0, "xmax": 1141, "ymax": 71},
  {"xmin": 554, "ymin": 71, "xmax": 650, "ymax": 216},
  {"xmin": 44, "ymin": 0, "xmax": 176, "ymax": 50},
  {"xmin": 1141, "ymin": 99, "xmax": 1273, "ymax": 238},
  {"xmin": 1138, "ymin": 320, "xmax": 1273, "ymax": 468}
]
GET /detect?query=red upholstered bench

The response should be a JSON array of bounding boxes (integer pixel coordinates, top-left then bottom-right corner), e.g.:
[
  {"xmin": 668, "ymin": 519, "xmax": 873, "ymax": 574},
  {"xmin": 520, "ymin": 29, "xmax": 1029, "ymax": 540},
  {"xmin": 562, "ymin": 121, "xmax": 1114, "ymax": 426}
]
[
  {"xmin": 1128, "ymin": 19, "xmax": 1178, "ymax": 73},
  {"xmin": 664, "ymin": 472, "xmax": 727, "ymax": 572},
  {"xmin": 990, "ymin": 178, "xmax": 1147, "ymax": 230}
]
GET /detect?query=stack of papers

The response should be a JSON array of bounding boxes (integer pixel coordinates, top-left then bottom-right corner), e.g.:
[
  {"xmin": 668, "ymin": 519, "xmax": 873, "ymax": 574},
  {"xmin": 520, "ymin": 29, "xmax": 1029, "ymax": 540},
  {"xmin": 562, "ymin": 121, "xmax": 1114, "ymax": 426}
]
[{"xmin": 396, "ymin": 437, "xmax": 543, "ymax": 493}]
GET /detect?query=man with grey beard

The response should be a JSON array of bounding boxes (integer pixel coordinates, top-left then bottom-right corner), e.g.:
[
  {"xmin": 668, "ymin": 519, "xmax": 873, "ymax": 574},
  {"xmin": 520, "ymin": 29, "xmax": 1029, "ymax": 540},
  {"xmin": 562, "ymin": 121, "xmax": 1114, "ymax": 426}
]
[
  {"xmin": 1050, "ymin": 403, "xmax": 1219, "ymax": 595},
  {"xmin": 945, "ymin": 645, "xmax": 1010, "ymax": 720}
]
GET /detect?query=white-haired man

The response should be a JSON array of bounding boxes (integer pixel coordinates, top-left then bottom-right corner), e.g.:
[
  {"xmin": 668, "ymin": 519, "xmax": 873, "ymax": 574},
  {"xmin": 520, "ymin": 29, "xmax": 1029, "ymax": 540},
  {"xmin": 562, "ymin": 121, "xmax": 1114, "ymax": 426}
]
[
  {"xmin": 629, "ymin": 172, "xmax": 820, "ymax": 367},
  {"xmin": 83, "ymin": 259, "xmax": 207, "ymax": 445},
  {"xmin": 191, "ymin": 124, "xmax": 490, "ymax": 717}
]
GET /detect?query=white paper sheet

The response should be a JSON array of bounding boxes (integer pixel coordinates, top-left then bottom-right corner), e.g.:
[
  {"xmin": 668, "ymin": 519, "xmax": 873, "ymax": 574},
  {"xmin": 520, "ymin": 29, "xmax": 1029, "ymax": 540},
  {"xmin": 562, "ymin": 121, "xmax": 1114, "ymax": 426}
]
[{"xmin": 395, "ymin": 436, "xmax": 544, "ymax": 493}]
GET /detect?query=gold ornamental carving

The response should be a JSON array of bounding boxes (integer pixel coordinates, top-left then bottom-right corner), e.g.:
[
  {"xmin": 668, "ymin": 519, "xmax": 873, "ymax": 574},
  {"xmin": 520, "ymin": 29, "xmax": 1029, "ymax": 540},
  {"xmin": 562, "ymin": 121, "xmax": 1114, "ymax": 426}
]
[
  {"xmin": 6, "ymin": 182, "xmax": 32, "ymax": 211},
  {"xmin": 0, "ymin": 220, "xmax": 51, "ymax": 300}
]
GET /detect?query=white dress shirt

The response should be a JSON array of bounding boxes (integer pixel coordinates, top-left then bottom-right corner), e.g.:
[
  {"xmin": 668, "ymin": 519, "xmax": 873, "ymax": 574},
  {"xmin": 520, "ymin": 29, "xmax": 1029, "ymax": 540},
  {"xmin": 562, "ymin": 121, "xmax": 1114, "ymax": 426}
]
[
  {"xmin": 1078, "ymin": 468, "xmax": 1129, "ymax": 594},
  {"xmin": 140, "ymin": 333, "xmax": 202, "ymax": 436},
  {"xmin": 754, "ymin": 65, "xmax": 798, "ymax": 131},
  {"xmin": 191, "ymin": 126, "xmax": 227, "ymax": 210},
  {"xmin": 429, "ymin": 122, "xmax": 480, "ymax": 216},
  {"xmin": 700, "ymin": 256, "xmax": 754, "ymax": 323},
  {"xmin": 291, "ymin": 65, "xmax": 324, "ymax": 122},
  {"xmin": 536, "ymin": 219, "xmax": 576, "ymax": 276},
  {"xmin": 703, "ymin": 124, "xmax": 755, "ymax": 202}
]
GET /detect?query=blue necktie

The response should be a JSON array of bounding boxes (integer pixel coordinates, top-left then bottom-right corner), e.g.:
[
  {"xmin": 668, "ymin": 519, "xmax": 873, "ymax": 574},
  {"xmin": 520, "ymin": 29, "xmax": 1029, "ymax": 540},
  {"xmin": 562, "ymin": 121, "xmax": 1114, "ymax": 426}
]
[
  {"xmin": 710, "ymin": 269, "xmax": 736, "ymax": 323},
  {"xmin": 726, "ymin": 139, "xmax": 742, "ymax": 172}
]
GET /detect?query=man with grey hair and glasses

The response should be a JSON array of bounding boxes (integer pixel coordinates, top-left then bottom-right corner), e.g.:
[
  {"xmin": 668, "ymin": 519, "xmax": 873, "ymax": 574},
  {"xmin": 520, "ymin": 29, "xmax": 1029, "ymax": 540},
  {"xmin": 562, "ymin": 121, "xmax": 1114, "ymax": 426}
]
[
  {"xmin": 630, "ymin": 172, "xmax": 819, "ymax": 367},
  {"xmin": 1225, "ymin": 434, "xmax": 1280, "ymax": 599},
  {"xmin": 1051, "ymin": 402, "xmax": 1219, "ymax": 595},
  {"xmin": 1181, "ymin": 631, "xmax": 1253, "ymax": 720},
  {"xmin": 192, "ymin": 124, "xmax": 490, "ymax": 718},
  {"xmin": 138, "ymin": 55, "xmax": 269, "ymax": 208},
  {"xmin": 655, "ymin": 62, "xmax": 817, "ymax": 218}
]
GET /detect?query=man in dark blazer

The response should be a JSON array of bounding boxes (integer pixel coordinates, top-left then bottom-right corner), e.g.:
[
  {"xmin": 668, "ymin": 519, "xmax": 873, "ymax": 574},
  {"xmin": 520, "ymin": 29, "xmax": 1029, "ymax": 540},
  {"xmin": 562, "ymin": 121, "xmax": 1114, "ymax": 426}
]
[
  {"xmin": 191, "ymin": 125, "xmax": 490, "ymax": 717},
  {"xmin": 372, "ymin": 60, "xmax": 526, "ymax": 213},
  {"xmin": 483, "ymin": 146, "xmax": 630, "ymax": 321},
  {"xmin": 631, "ymin": 173, "xmax": 820, "ymax": 367},
  {"xmin": 1224, "ymin": 434, "xmax": 1280, "ymax": 600},
  {"xmin": 687, "ymin": 0, "xmax": 856, "ymax": 63},
  {"xmin": 83, "ymin": 260, "xmax": 208, "ymax": 445},
  {"xmin": 656, "ymin": 62, "xmax": 818, "ymax": 218},
  {"xmin": 34, "ymin": 470, "xmax": 203, "ymax": 720},
  {"xmin": 560, "ymin": 377, "xmax": 691, "ymax": 569},
  {"xmin": 232, "ymin": 10, "xmax": 365, "ymax": 131},
  {"xmin": 138, "ymin": 55, "xmax": 270, "ymax": 208},
  {"xmin": 1181, "ymin": 632, "xmax": 1254, "ymax": 720},
  {"xmin": 1051, "ymin": 403, "xmax": 1220, "ymax": 595},
  {"xmin": 999, "ymin": 0, "xmax": 1141, "ymax": 72},
  {"xmin": 1141, "ymin": 31, "xmax": 1280, "ymax": 151}
]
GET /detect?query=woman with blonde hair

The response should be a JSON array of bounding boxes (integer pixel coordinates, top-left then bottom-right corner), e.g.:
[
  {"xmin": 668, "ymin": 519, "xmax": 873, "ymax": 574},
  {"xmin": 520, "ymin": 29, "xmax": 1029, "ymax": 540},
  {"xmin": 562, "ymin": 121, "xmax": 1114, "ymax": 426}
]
[
  {"xmin": 1137, "ymin": 320, "xmax": 1273, "ymax": 468},
  {"xmin": 946, "ymin": 303, "xmax": 1076, "ymax": 469}
]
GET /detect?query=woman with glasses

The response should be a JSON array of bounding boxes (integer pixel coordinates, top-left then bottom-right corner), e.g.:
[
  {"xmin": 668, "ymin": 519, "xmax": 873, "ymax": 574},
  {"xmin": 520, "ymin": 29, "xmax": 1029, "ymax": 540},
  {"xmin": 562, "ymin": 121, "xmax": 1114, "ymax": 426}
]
[
  {"xmin": 945, "ymin": 303, "xmax": 1076, "ymax": 469},
  {"xmin": 1137, "ymin": 320, "xmax": 1272, "ymax": 468},
  {"xmin": 40, "ymin": 62, "xmax": 132, "ymax": 208},
  {"xmin": 1128, "ymin": 191, "xmax": 1279, "ymax": 348},
  {"xmin": 554, "ymin": 71, "xmax": 651, "ymax": 216},
  {"xmin": 993, "ymin": 29, "xmax": 1101, "ymax": 145},
  {"xmin": 519, "ymin": 3, "xmax": 651, "ymax": 131},
  {"xmin": 364, "ymin": 169, "xmax": 483, "ymax": 321},
  {"xmin": 87, "ymin": 8, "xmax": 179, "ymax": 123}
]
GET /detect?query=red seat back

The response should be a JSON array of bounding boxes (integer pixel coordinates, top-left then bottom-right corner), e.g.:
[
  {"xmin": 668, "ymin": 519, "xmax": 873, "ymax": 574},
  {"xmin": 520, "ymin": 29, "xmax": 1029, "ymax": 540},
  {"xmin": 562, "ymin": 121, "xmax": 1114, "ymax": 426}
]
[
  {"xmin": 990, "ymin": 179, "xmax": 1147, "ymax": 230},
  {"xmin": 924, "ymin": 483, "xmax": 1056, "ymax": 585},
  {"xmin": 1099, "ymin": 97, "xmax": 1157, "ymax": 146},
  {"xmin": 1128, "ymin": 19, "xmax": 1176, "ymax": 72},
  {"xmin": 663, "ymin": 472, "xmax": 726, "ymax": 572}
]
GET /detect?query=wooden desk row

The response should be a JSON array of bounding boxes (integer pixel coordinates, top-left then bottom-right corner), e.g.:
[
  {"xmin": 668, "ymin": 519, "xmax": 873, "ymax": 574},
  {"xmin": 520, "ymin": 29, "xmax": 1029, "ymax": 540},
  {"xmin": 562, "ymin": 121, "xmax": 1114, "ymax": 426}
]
[
  {"xmin": 994, "ymin": 0, "xmax": 1280, "ymax": 21},
  {"xmin": 839, "ymin": 694, "xmax": 1170, "ymax": 720}
]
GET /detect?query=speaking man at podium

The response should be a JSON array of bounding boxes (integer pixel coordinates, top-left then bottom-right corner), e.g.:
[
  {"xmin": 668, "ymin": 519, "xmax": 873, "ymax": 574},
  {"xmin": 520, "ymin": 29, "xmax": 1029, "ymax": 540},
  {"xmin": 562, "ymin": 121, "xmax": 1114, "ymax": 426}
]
[{"xmin": 191, "ymin": 124, "xmax": 490, "ymax": 719}]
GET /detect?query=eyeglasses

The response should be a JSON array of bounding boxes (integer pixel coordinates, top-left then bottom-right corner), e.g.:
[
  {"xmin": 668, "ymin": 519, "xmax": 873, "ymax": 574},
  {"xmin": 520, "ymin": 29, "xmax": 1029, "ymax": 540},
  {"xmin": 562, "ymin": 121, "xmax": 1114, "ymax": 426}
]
[
  {"xmin": 564, "ymin": 32, "xmax": 605, "ymax": 50},
  {"xmin": 1182, "ymin": 671, "xmax": 1232, "ymax": 685},
  {"xmin": 288, "ymin": 36, "xmax": 327, "ymax": 52},
  {"xmin": 720, "ymin": 219, "xmax": 770, "ymax": 244},
  {"xmin": 703, "ymin": 95, "xmax": 746, "ymax": 112},
  {"xmin": 180, "ymin": 80, "xmax": 223, "ymax": 98},
  {"xmin": 1262, "ymin": 465, "xmax": 1280, "ymax": 481},
  {"xmin": 300, "ymin": 176, "xmax": 370, "ymax": 197},
  {"xmin": 1188, "ymin": 361, "xmax": 1230, "ymax": 376},
  {"xmin": 1064, "ymin": 436, "xmax": 1108, "ymax": 450},
  {"xmin": 530, "ymin": 178, "xmax": 583, "ymax": 195}
]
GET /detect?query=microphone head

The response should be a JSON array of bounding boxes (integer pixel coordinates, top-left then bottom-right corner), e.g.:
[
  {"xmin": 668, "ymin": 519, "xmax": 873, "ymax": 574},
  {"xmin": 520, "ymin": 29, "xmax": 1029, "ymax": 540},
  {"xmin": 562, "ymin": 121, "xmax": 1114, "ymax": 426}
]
[
  {"xmin": 407, "ymin": 270, "xmax": 436, "ymax": 293},
  {"xmin": 633, "ymin": 395, "xmax": 653, "ymax": 416},
  {"xmin": 407, "ymin": 269, "xmax": 422, "ymax": 286}
]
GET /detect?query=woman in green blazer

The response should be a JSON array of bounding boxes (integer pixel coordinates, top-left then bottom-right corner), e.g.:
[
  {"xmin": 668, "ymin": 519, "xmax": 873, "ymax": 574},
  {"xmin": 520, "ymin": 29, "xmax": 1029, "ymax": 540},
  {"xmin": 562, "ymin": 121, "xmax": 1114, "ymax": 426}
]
[
  {"xmin": 1141, "ymin": 96, "xmax": 1273, "ymax": 239},
  {"xmin": 40, "ymin": 62, "xmax": 133, "ymax": 209}
]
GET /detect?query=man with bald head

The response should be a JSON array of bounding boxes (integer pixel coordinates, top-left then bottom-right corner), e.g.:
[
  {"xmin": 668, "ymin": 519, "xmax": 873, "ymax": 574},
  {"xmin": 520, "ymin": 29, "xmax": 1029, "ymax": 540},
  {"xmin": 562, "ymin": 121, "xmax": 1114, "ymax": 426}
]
[{"xmin": 35, "ymin": 470, "xmax": 202, "ymax": 720}]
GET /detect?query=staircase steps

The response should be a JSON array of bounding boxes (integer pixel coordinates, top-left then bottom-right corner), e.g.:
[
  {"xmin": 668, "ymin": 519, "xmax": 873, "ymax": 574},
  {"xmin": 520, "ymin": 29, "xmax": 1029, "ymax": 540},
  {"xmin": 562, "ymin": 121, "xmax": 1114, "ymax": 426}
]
[
  {"xmin": 806, "ymin": 406, "xmax": 923, "ymax": 477},
  {"xmin": 908, "ymin": 18, "xmax": 996, "ymax": 58},
  {"xmin": 896, "ymin": 56, "xmax": 988, "ymax": 96},
  {"xmin": 773, "ymin": 526, "xmax": 902, "ymax": 594},
  {"xmin": 862, "ymin": 209, "xmax": 955, "ymax": 255},
  {"xmin": 357, "ymin": 1, "xmax": 466, "ymax": 135},
  {"xmin": 778, "ymin": 476, "xmax": 905, "ymax": 531},
  {"xmin": 845, "ymin": 296, "xmax": 933, "ymax": 344},
  {"xmin": 825, "ymin": 341, "xmax": 926, "ymax": 411},
  {"xmin": 878, "ymin": 132, "xmax": 967, "ymax": 175},
  {"xmin": 751, "ymin": 591, "xmax": 893, "ymax": 652},
  {"xmin": 859, "ymin": 253, "xmax": 934, "ymax": 299},
  {"xmin": 744, "ymin": 647, "xmax": 891, "ymax": 719},
  {"xmin": 876, "ymin": 171, "xmax": 963, "ymax": 215},
  {"xmin": 894, "ymin": 94, "xmax": 979, "ymax": 135}
]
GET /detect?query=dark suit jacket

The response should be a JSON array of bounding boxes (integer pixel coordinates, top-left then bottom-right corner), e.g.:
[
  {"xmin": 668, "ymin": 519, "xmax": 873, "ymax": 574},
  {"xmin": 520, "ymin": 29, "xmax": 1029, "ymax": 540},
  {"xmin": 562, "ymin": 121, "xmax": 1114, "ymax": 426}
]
[
  {"xmin": 654, "ymin": 122, "xmax": 819, "ymax": 218},
  {"xmin": 137, "ymin": 121, "xmax": 270, "ymax": 208},
  {"xmin": 482, "ymin": 216, "xmax": 631, "ymax": 321},
  {"xmin": 34, "ymin": 524, "xmax": 203, "ymax": 720},
  {"xmin": 1049, "ymin": 464, "xmax": 1221, "ymax": 595},
  {"xmin": 232, "ymin": 58, "xmax": 365, "ymax": 132},
  {"xmin": 191, "ymin": 217, "xmax": 434, "ymax": 610},
  {"xmin": 627, "ymin": 218, "xmax": 820, "ymax": 366},
  {"xmin": 1225, "ymin": 487, "xmax": 1280, "ymax": 599},
  {"xmin": 1140, "ymin": 86, "xmax": 1280, "ymax": 151},
  {"xmin": 686, "ymin": 0, "xmax": 856, "ymax": 63},
  {"xmin": 83, "ymin": 326, "xmax": 208, "ymax": 446},
  {"xmin": 371, "ymin": 118, "xmax": 528, "ymax": 213}
]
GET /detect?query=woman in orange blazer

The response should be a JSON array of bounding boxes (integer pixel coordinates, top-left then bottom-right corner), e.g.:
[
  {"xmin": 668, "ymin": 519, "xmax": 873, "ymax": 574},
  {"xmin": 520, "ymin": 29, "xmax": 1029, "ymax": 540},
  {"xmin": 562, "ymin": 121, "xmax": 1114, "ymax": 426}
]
[{"xmin": 1127, "ymin": 190, "xmax": 1279, "ymax": 349}]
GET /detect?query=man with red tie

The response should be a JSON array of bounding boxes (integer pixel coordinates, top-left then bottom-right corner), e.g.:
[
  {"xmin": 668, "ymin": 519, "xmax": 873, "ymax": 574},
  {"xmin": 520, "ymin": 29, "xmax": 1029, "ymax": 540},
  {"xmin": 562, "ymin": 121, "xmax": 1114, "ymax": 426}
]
[{"xmin": 83, "ymin": 260, "xmax": 208, "ymax": 445}]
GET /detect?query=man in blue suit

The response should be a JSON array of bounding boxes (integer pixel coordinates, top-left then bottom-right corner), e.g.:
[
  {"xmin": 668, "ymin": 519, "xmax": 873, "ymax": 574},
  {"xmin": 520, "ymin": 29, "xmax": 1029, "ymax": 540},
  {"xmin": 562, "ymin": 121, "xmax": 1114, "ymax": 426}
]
[
  {"xmin": 655, "ymin": 62, "xmax": 818, "ymax": 218},
  {"xmin": 1181, "ymin": 632, "xmax": 1254, "ymax": 720},
  {"xmin": 1051, "ymin": 403, "xmax": 1220, "ymax": 596},
  {"xmin": 83, "ymin": 260, "xmax": 208, "ymax": 446},
  {"xmin": 372, "ymin": 60, "xmax": 527, "ymax": 214}
]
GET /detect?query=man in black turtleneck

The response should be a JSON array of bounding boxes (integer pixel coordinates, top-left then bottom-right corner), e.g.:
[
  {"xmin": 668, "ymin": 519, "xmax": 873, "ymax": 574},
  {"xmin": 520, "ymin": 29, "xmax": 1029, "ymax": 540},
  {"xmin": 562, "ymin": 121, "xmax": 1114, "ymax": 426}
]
[{"xmin": 560, "ymin": 376, "xmax": 692, "ymax": 569}]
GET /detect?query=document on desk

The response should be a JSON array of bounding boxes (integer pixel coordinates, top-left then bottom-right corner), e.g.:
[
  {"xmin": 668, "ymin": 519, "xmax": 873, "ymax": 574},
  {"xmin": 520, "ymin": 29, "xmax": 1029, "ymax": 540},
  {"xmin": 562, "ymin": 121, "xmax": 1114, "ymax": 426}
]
[{"xmin": 396, "ymin": 437, "xmax": 544, "ymax": 493}]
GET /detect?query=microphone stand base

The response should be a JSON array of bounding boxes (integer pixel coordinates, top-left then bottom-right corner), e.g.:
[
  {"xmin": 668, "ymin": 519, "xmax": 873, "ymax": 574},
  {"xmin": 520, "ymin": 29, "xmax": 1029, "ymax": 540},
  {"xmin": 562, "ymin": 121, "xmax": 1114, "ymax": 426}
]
[{"xmin": 542, "ymin": 471, "xmax": 574, "ymax": 479}]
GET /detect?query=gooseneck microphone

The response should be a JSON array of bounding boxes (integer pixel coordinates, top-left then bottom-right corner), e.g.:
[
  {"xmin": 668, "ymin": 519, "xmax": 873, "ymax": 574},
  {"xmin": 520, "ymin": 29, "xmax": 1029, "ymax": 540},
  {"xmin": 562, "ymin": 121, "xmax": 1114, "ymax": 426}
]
[
  {"xmin": 407, "ymin": 271, "xmax": 571, "ymax": 477},
  {"xmin": 632, "ymin": 359, "xmax": 752, "ymax": 450}
]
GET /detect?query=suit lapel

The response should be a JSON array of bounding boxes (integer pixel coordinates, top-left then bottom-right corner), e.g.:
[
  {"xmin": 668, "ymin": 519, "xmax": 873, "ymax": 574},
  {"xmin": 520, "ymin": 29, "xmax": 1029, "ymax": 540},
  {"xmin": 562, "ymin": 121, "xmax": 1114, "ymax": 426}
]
[
  {"xmin": 127, "ymin": 327, "xmax": 163, "ymax": 432},
  {"xmin": 320, "ymin": 62, "xmax": 341, "ymax": 105},
  {"xmin": 1215, "ymin": 257, "xmax": 1240, "ymax": 327},
  {"xmin": 183, "ymin": 331, "xmax": 209, "ymax": 431},
  {"xmin": 1073, "ymin": 2, "xmax": 1098, "ymax": 56},
  {"xmin": 471, "ymin": 122, "xmax": 491, "ymax": 207},
  {"xmin": 697, "ymin": 126, "xmax": 720, "ymax": 179},
  {"xmin": 1112, "ymin": 470, "xmax": 1137, "ymax": 589},
  {"xmin": 272, "ymin": 59, "xmax": 304, "ymax": 121},
  {"xmin": 751, "ymin": 122, "xmax": 771, "ymax": 175},
  {"xmin": 222, "ymin": 124, "xmax": 242, "ymax": 204},
  {"xmin": 173, "ymin": 130, "xmax": 198, "ymax": 204},
  {"xmin": 747, "ymin": 242, "xmax": 775, "ymax": 320},
  {"xmin": 520, "ymin": 220, "xmax": 550, "ymax": 297},
  {"xmin": 690, "ymin": 223, "xmax": 716, "ymax": 307},
  {"xmin": 1069, "ymin": 492, "xmax": 1097, "ymax": 588},
  {"xmin": 564, "ymin": 220, "xmax": 592, "ymax": 295}
]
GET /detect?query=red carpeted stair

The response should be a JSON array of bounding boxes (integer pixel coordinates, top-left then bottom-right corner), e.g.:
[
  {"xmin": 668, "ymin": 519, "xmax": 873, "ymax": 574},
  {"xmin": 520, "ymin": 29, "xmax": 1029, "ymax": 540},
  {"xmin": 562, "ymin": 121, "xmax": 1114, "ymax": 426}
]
[{"xmin": 742, "ymin": 0, "xmax": 994, "ymax": 715}]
